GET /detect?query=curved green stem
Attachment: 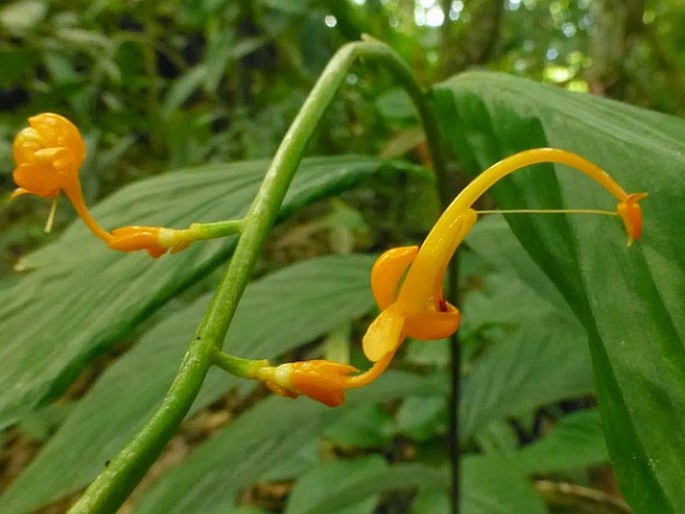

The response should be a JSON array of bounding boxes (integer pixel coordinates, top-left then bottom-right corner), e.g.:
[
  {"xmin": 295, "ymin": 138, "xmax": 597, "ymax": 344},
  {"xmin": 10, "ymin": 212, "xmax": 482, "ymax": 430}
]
[
  {"xmin": 68, "ymin": 39, "xmax": 447, "ymax": 514},
  {"xmin": 211, "ymin": 348, "xmax": 268, "ymax": 378}
]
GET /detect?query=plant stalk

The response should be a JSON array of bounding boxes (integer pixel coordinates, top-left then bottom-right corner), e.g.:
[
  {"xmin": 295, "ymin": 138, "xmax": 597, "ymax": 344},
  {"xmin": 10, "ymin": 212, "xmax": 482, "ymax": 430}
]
[{"xmin": 68, "ymin": 39, "xmax": 448, "ymax": 514}]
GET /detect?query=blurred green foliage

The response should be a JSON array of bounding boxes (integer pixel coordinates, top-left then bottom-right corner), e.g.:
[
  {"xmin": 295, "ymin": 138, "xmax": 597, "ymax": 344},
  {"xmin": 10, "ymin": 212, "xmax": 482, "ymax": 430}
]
[{"xmin": 3, "ymin": 0, "xmax": 685, "ymax": 274}]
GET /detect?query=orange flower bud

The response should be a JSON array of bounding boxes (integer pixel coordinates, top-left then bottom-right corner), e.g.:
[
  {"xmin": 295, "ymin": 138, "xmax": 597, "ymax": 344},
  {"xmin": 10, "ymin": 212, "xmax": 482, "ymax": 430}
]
[{"xmin": 256, "ymin": 355, "xmax": 393, "ymax": 407}]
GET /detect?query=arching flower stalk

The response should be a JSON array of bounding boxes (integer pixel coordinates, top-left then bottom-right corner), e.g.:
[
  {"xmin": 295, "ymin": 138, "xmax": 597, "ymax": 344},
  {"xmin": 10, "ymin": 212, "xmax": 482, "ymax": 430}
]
[{"xmin": 258, "ymin": 148, "xmax": 646, "ymax": 406}]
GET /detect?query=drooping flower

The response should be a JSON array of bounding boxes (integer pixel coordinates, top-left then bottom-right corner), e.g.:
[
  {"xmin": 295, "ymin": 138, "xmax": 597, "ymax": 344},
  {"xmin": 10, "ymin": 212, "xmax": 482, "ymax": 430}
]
[
  {"xmin": 10, "ymin": 113, "xmax": 198, "ymax": 256},
  {"xmin": 11, "ymin": 113, "xmax": 113, "ymax": 242},
  {"xmin": 361, "ymin": 147, "xmax": 646, "ymax": 367},
  {"xmin": 12, "ymin": 112, "xmax": 86, "ymax": 199},
  {"xmin": 257, "ymin": 148, "xmax": 645, "ymax": 407}
]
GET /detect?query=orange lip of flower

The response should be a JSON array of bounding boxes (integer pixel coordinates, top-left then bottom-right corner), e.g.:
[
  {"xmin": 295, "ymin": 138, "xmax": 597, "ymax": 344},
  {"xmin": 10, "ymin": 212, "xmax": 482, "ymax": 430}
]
[{"xmin": 362, "ymin": 148, "xmax": 646, "ymax": 365}]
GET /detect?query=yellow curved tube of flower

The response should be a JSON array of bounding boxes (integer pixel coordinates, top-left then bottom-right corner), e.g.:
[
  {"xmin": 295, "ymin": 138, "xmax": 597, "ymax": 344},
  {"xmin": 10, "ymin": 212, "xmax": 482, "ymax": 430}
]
[{"xmin": 362, "ymin": 148, "xmax": 646, "ymax": 365}]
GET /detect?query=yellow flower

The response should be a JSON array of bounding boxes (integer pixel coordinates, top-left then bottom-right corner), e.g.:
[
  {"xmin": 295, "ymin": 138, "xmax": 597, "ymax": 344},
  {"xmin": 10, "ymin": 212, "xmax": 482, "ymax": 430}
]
[
  {"xmin": 258, "ymin": 148, "xmax": 645, "ymax": 407},
  {"xmin": 362, "ymin": 148, "xmax": 646, "ymax": 365}
]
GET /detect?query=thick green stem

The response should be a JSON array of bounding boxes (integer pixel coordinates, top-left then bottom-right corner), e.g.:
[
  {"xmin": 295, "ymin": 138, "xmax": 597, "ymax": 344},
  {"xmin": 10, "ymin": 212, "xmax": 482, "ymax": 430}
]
[{"xmin": 68, "ymin": 39, "xmax": 447, "ymax": 514}]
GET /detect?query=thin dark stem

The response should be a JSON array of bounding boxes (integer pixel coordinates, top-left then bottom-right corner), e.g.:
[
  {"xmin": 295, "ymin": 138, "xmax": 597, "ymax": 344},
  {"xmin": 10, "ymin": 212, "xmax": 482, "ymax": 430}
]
[
  {"xmin": 426, "ymin": 90, "xmax": 462, "ymax": 514},
  {"xmin": 422, "ymin": 87, "xmax": 461, "ymax": 511},
  {"xmin": 448, "ymin": 297, "xmax": 461, "ymax": 514}
]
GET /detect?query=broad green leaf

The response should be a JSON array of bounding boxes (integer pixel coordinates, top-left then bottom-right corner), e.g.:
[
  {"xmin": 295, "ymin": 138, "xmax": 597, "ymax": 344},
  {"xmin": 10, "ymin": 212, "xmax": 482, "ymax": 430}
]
[
  {"xmin": 459, "ymin": 216, "xmax": 592, "ymax": 443},
  {"xmin": 0, "ymin": 155, "xmax": 409, "ymax": 429},
  {"xmin": 462, "ymin": 457, "xmax": 547, "ymax": 514},
  {"xmin": 0, "ymin": 255, "xmax": 376, "ymax": 514},
  {"xmin": 509, "ymin": 409, "xmax": 608, "ymax": 474},
  {"xmin": 284, "ymin": 460, "xmax": 448, "ymax": 514},
  {"xmin": 395, "ymin": 395, "xmax": 446, "ymax": 442},
  {"xmin": 132, "ymin": 371, "xmax": 447, "ymax": 514},
  {"xmin": 412, "ymin": 410, "xmax": 608, "ymax": 514},
  {"xmin": 459, "ymin": 317, "xmax": 591, "ymax": 443},
  {"xmin": 433, "ymin": 71, "xmax": 685, "ymax": 513},
  {"xmin": 284, "ymin": 456, "xmax": 385, "ymax": 514},
  {"xmin": 324, "ymin": 404, "xmax": 395, "ymax": 448}
]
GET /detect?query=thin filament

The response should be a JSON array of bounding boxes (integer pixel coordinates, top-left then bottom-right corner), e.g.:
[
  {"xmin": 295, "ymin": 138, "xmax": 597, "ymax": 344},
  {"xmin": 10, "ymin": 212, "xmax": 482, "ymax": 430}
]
[
  {"xmin": 476, "ymin": 208, "xmax": 619, "ymax": 216},
  {"xmin": 44, "ymin": 196, "xmax": 59, "ymax": 233}
]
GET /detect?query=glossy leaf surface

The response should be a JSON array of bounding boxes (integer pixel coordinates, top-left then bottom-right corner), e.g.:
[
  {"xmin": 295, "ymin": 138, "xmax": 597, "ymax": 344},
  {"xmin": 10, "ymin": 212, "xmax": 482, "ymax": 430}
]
[{"xmin": 433, "ymin": 72, "xmax": 685, "ymax": 512}]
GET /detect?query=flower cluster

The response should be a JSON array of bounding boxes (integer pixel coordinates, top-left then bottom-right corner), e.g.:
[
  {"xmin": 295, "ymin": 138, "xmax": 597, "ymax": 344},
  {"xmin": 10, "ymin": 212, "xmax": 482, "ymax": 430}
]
[
  {"xmin": 255, "ymin": 148, "xmax": 646, "ymax": 406},
  {"xmin": 9, "ymin": 115, "xmax": 646, "ymax": 407}
]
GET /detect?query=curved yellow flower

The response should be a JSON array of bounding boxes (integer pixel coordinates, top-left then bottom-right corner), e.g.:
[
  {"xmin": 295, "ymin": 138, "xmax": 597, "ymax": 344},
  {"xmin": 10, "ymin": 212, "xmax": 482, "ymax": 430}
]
[{"xmin": 362, "ymin": 148, "xmax": 646, "ymax": 365}]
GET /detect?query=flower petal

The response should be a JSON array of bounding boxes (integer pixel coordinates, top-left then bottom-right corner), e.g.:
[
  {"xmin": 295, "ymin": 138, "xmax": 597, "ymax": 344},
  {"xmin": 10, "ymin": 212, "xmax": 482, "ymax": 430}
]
[
  {"xmin": 289, "ymin": 360, "xmax": 358, "ymax": 407},
  {"xmin": 28, "ymin": 113, "xmax": 86, "ymax": 164},
  {"xmin": 108, "ymin": 226, "xmax": 167, "ymax": 258},
  {"xmin": 370, "ymin": 245, "xmax": 418, "ymax": 309},
  {"xmin": 12, "ymin": 127, "xmax": 43, "ymax": 164},
  {"xmin": 362, "ymin": 304, "xmax": 405, "ymax": 362},
  {"xmin": 617, "ymin": 192, "xmax": 648, "ymax": 245},
  {"xmin": 12, "ymin": 163, "xmax": 61, "ymax": 198},
  {"xmin": 403, "ymin": 302, "xmax": 461, "ymax": 340},
  {"xmin": 34, "ymin": 147, "xmax": 76, "ymax": 170}
]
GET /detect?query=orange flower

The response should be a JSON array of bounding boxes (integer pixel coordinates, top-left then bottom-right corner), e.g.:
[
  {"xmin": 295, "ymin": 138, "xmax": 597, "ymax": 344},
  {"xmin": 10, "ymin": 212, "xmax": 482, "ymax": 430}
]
[
  {"xmin": 11, "ymin": 113, "xmax": 112, "ymax": 242},
  {"xmin": 618, "ymin": 192, "xmax": 649, "ymax": 245},
  {"xmin": 362, "ymin": 148, "xmax": 646, "ymax": 365},
  {"xmin": 256, "ymin": 355, "xmax": 392, "ymax": 407},
  {"xmin": 11, "ymin": 113, "xmax": 86, "ymax": 199},
  {"xmin": 11, "ymin": 113, "xmax": 200, "ymax": 256},
  {"xmin": 258, "ymin": 149, "xmax": 645, "ymax": 408},
  {"xmin": 108, "ymin": 226, "xmax": 191, "ymax": 258}
]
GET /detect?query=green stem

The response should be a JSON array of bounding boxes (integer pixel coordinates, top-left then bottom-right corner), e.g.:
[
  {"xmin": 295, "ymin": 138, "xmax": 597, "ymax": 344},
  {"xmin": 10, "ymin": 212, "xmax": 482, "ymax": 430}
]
[
  {"xmin": 188, "ymin": 220, "xmax": 244, "ymax": 238},
  {"xmin": 68, "ymin": 39, "xmax": 447, "ymax": 514},
  {"xmin": 170, "ymin": 219, "xmax": 244, "ymax": 244},
  {"xmin": 211, "ymin": 348, "xmax": 268, "ymax": 377}
]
